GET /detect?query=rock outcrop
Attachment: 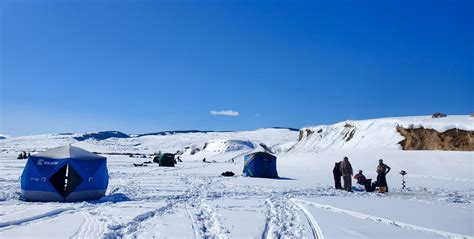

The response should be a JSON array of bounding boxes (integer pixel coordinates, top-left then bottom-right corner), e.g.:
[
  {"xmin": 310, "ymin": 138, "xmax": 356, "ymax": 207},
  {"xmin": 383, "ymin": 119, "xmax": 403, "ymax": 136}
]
[{"xmin": 397, "ymin": 127, "xmax": 474, "ymax": 151}]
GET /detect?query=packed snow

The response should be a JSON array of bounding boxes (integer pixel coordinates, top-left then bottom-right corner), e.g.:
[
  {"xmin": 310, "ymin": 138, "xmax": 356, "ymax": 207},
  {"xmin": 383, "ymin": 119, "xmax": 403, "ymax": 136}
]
[{"xmin": 0, "ymin": 117, "xmax": 473, "ymax": 239}]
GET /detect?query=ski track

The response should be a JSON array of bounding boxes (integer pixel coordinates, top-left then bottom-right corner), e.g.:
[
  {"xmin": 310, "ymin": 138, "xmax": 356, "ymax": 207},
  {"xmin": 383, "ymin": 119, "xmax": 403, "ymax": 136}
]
[
  {"xmin": 294, "ymin": 198, "xmax": 474, "ymax": 239},
  {"xmin": 263, "ymin": 197, "xmax": 306, "ymax": 239},
  {"xmin": 0, "ymin": 207, "xmax": 74, "ymax": 229},
  {"xmin": 70, "ymin": 211, "xmax": 106, "ymax": 239},
  {"xmin": 186, "ymin": 205, "xmax": 200, "ymax": 239},
  {"xmin": 290, "ymin": 198, "xmax": 325, "ymax": 239}
]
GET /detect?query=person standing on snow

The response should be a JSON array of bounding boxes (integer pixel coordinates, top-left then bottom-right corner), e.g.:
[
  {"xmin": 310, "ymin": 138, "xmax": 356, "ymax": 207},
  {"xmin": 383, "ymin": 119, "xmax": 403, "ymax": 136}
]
[
  {"xmin": 376, "ymin": 159, "xmax": 391, "ymax": 192},
  {"xmin": 339, "ymin": 157, "xmax": 353, "ymax": 192},
  {"xmin": 332, "ymin": 162, "xmax": 343, "ymax": 189}
]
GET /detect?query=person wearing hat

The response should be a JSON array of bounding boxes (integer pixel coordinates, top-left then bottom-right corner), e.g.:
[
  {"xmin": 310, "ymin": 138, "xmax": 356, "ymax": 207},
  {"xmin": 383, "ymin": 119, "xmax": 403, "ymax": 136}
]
[
  {"xmin": 376, "ymin": 159, "xmax": 391, "ymax": 192},
  {"xmin": 339, "ymin": 156, "xmax": 353, "ymax": 192}
]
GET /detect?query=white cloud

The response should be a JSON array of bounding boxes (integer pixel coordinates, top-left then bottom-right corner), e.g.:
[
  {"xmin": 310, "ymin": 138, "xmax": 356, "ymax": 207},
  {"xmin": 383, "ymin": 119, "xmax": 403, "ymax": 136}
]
[{"xmin": 210, "ymin": 110, "xmax": 240, "ymax": 117}]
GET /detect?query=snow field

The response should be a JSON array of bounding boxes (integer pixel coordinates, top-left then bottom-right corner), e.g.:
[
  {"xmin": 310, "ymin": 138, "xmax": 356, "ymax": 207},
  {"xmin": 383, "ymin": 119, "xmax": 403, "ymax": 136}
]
[{"xmin": 0, "ymin": 117, "xmax": 473, "ymax": 238}]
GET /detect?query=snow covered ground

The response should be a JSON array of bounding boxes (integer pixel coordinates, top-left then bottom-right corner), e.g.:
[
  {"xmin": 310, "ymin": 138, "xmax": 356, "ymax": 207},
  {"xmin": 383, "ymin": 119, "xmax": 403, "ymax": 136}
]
[{"xmin": 0, "ymin": 117, "xmax": 473, "ymax": 238}]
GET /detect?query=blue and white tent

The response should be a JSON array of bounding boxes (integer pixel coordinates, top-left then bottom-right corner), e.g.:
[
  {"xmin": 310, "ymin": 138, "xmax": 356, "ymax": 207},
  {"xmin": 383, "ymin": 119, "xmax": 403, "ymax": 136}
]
[
  {"xmin": 242, "ymin": 152, "xmax": 278, "ymax": 178},
  {"xmin": 21, "ymin": 145, "xmax": 109, "ymax": 202}
]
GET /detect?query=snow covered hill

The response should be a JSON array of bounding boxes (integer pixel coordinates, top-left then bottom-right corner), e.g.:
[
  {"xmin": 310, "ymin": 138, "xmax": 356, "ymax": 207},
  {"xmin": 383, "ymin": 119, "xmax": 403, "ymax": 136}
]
[
  {"xmin": 2, "ymin": 116, "xmax": 471, "ymax": 156},
  {"xmin": 0, "ymin": 128, "xmax": 298, "ymax": 158},
  {"xmin": 292, "ymin": 115, "xmax": 474, "ymax": 152}
]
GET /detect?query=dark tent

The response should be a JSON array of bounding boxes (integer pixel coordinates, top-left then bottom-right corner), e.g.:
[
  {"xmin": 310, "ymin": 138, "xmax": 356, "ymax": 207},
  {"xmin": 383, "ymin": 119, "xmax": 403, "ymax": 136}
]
[
  {"xmin": 242, "ymin": 152, "xmax": 278, "ymax": 178},
  {"xmin": 20, "ymin": 145, "xmax": 109, "ymax": 202},
  {"xmin": 154, "ymin": 153, "xmax": 175, "ymax": 167}
]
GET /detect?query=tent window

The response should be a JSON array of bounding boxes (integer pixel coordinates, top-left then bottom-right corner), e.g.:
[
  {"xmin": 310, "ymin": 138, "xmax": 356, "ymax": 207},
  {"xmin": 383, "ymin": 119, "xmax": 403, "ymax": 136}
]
[{"xmin": 49, "ymin": 164, "xmax": 84, "ymax": 198}]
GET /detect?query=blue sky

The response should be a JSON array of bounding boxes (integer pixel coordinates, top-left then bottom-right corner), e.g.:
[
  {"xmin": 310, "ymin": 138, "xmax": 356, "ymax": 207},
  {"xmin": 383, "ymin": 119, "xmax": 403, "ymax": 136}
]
[{"xmin": 1, "ymin": 0, "xmax": 472, "ymax": 136}]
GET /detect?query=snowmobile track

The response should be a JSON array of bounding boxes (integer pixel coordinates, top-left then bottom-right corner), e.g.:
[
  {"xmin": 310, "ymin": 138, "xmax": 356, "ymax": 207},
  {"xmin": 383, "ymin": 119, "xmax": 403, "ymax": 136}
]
[
  {"xmin": 290, "ymin": 198, "xmax": 325, "ymax": 239},
  {"xmin": 294, "ymin": 198, "xmax": 473, "ymax": 239}
]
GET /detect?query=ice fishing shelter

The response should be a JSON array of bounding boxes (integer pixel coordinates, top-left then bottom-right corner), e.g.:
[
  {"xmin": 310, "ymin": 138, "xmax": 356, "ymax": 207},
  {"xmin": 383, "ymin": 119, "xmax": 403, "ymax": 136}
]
[
  {"xmin": 242, "ymin": 152, "xmax": 278, "ymax": 178},
  {"xmin": 155, "ymin": 153, "xmax": 176, "ymax": 167},
  {"xmin": 20, "ymin": 145, "xmax": 109, "ymax": 202}
]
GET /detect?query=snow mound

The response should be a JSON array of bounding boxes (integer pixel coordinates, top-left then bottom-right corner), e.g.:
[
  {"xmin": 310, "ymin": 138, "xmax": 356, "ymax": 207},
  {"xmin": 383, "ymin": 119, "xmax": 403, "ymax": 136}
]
[
  {"xmin": 201, "ymin": 139, "xmax": 255, "ymax": 154},
  {"xmin": 292, "ymin": 115, "xmax": 474, "ymax": 152}
]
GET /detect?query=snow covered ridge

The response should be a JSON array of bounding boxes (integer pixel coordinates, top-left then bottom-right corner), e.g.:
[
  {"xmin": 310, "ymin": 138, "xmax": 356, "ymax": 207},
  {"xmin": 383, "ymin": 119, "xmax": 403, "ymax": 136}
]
[
  {"xmin": 292, "ymin": 115, "xmax": 474, "ymax": 152},
  {"xmin": 0, "ymin": 128, "xmax": 299, "ymax": 156},
  {"xmin": 0, "ymin": 134, "xmax": 7, "ymax": 140}
]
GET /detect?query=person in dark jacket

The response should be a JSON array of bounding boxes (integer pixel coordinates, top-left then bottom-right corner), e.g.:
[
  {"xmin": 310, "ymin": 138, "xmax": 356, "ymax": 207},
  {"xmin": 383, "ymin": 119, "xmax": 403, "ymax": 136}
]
[
  {"xmin": 354, "ymin": 170, "xmax": 374, "ymax": 192},
  {"xmin": 340, "ymin": 157, "xmax": 353, "ymax": 192},
  {"xmin": 333, "ymin": 162, "xmax": 343, "ymax": 189},
  {"xmin": 376, "ymin": 159, "xmax": 391, "ymax": 193},
  {"xmin": 354, "ymin": 170, "xmax": 367, "ymax": 185}
]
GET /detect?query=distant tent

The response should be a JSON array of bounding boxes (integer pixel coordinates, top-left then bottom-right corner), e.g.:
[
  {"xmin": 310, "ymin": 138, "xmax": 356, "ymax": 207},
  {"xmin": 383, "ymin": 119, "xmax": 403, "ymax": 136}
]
[
  {"xmin": 155, "ymin": 153, "xmax": 175, "ymax": 167},
  {"xmin": 242, "ymin": 152, "xmax": 278, "ymax": 178},
  {"xmin": 20, "ymin": 145, "xmax": 109, "ymax": 202}
]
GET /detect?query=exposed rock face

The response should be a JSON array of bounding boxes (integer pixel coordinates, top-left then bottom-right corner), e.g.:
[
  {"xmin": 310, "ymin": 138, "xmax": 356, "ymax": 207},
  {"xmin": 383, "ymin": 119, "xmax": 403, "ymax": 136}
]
[
  {"xmin": 299, "ymin": 129, "xmax": 314, "ymax": 141},
  {"xmin": 432, "ymin": 112, "xmax": 447, "ymax": 118},
  {"xmin": 397, "ymin": 126, "xmax": 474, "ymax": 151}
]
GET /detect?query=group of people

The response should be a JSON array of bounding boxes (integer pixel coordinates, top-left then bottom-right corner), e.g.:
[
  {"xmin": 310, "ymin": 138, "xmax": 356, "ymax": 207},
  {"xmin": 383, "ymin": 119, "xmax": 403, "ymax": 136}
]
[{"xmin": 333, "ymin": 157, "xmax": 391, "ymax": 193}]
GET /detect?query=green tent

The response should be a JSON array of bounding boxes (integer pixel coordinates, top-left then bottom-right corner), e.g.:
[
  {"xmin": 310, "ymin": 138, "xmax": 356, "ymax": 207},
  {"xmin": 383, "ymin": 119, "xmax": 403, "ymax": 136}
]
[{"xmin": 155, "ymin": 153, "xmax": 175, "ymax": 167}]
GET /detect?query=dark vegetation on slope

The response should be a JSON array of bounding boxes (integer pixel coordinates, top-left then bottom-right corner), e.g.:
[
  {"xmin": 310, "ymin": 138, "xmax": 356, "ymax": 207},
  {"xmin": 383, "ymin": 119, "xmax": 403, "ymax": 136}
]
[
  {"xmin": 138, "ymin": 127, "xmax": 298, "ymax": 137},
  {"xmin": 397, "ymin": 127, "xmax": 474, "ymax": 151},
  {"xmin": 138, "ymin": 130, "xmax": 230, "ymax": 137},
  {"xmin": 270, "ymin": 127, "xmax": 299, "ymax": 131},
  {"xmin": 74, "ymin": 131, "xmax": 130, "ymax": 141}
]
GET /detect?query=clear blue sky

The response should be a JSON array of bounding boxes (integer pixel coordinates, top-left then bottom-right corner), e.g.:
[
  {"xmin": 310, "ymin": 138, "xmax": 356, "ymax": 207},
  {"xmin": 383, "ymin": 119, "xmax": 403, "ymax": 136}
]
[{"xmin": 1, "ymin": 0, "xmax": 473, "ymax": 136}]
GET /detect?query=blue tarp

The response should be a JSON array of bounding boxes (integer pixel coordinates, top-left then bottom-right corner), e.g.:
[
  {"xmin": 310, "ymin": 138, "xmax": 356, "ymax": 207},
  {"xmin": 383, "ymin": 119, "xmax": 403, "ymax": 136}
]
[{"xmin": 242, "ymin": 152, "xmax": 278, "ymax": 178}]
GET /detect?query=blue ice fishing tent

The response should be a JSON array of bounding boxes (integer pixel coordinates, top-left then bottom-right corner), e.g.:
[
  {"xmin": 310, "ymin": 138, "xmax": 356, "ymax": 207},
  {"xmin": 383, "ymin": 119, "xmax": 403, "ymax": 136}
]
[
  {"xmin": 242, "ymin": 152, "xmax": 278, "ymax": 178},
  {"xmin": 20, "ymin": 145, "xmax": 109, "ymax": 202}
]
